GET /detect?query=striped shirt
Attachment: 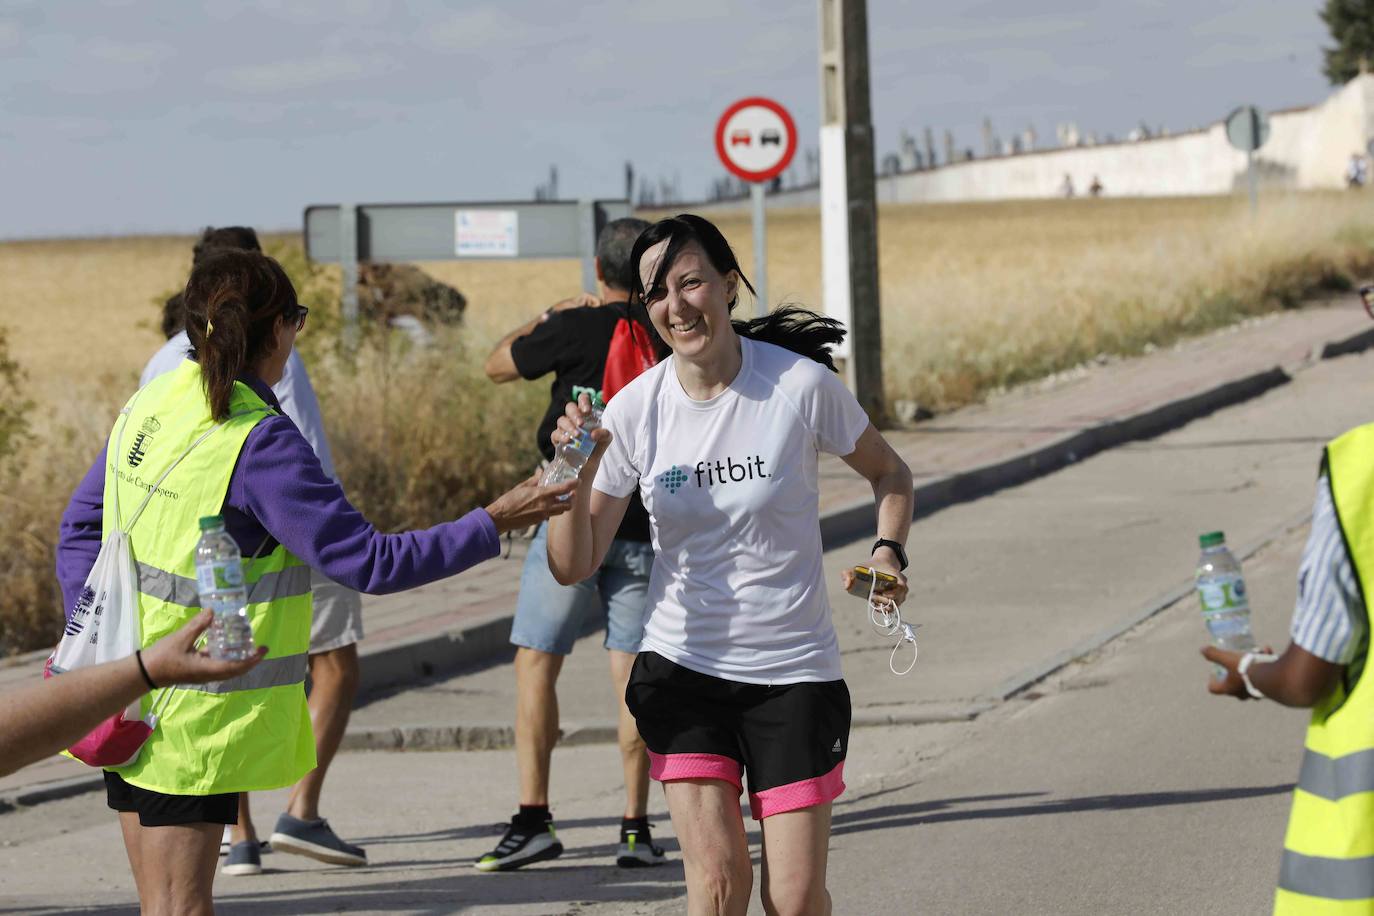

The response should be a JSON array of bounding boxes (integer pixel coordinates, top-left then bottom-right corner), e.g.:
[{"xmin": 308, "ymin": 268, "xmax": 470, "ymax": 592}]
[{"xmin": 1291, "ymin": 474, "xmax": 1364, "ymax": 665}]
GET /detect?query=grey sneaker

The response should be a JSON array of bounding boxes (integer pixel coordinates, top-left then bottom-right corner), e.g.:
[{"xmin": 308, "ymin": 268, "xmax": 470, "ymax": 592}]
[
  {"xmin": 222, "ymin": 841, "xmax": 262, "ymax": 877},
  {"xmin": 269, "ymin": 813, "xmax": 366, "ymax": 867},
  {"xmin": 220, "ymin": 828, "xmax": 270, "ymax": 858}
]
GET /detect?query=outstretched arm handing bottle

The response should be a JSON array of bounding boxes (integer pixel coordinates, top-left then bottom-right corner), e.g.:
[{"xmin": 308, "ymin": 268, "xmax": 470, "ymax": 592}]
[{"xmin": 0, "ymin": 611, "xmax": 267, "ymax": 778}]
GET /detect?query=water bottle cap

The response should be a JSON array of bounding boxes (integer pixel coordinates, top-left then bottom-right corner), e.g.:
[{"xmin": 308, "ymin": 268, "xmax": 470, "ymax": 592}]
[
  {"xmin": 1199, "ymin": 531, "xmax": 1225, "ymax": 548},
  {"xmin": 199, "ymin": 515, "xmax": 226, "ymax": 531}
]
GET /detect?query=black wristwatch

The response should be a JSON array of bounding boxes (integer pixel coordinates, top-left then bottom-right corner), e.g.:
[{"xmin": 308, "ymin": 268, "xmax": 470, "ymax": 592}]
[{"xmin": 871, "ymin": 538, "xmax": 908, "ymax": 571}]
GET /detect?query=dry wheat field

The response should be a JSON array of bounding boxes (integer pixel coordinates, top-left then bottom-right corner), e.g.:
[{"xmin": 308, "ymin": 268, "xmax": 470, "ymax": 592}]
[
  {"xmin": 0, "ymin": 193, "xmax": 1371, "ymax": 651},
  {"xmin": 5, "ymin": 192, "xmax": 1371, "ymax": 408}
]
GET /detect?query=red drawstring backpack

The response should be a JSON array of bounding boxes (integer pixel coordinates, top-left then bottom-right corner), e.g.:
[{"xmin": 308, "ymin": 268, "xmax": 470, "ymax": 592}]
[{"xmin": 601, "ymin": 305, "xmax": 660, "ymax": 401}]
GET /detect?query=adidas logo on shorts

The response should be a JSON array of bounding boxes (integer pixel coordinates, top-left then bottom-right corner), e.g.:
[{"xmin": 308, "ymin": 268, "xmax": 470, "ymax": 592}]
[{"xmin": 831, "ymin": 739, "xmax": 842, "ymax": 753}]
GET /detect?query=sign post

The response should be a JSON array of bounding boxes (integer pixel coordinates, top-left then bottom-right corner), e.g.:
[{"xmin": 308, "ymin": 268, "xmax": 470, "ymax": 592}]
[
  {"xmin": 1224, "ymin": 105, "xmax": 1270, "ymax": 216},
  {"xmin": 750, "ymin": 182, "xmax": 767, "ymax": 319},
  {"xmin": 715, "ymin": 97, "xmax": 798, "ymax": 318}
]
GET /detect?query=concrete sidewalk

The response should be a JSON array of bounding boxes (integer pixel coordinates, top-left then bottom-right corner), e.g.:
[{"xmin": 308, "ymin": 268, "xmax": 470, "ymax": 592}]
[{"xmin": 3, "ymin": 297, "xmax": 1371, "ymax": 809}]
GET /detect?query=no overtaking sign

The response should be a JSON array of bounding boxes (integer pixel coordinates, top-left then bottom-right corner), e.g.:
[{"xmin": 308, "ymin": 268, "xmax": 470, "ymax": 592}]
[{"xmin": 715, "ymin": 97, "xmax": 798, "ymax": 183}]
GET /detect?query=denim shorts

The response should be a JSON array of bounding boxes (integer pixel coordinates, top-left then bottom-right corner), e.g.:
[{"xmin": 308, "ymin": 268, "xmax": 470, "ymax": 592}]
[{"xmin": 510, "ymin": 522, "xmax": 654, "ymax": 656}]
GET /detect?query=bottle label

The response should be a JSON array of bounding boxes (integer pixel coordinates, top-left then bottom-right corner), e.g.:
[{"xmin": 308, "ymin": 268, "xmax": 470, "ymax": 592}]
[
  {"xmin": 197, "ymin": 560, "xmax": 244, "ymax": 593},
  {"xmin": 1198, "ymin": 573, "xmax": 1248, "ymax": 616},
  {"xmin": 567, "ymin": 428, "xmax": 596, "ymax": 459}
]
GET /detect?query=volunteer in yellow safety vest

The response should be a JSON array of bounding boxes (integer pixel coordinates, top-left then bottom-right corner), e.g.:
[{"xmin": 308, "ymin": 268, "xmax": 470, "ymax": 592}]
[
  {"xmin": 1205, "ymin": 418, "xmax": 1374, "ymax": 912},
  {"xmin": 57, "ymin": 249, "xmax": 577, "ymax": 916}
]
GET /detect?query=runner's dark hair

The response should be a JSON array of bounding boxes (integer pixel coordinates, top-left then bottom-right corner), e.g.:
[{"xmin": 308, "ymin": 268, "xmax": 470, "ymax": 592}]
[
  {"xmin": 183, "ymin": 249, "xmax": 298, "ymax": 421},
  {"xmin": 160, "ymin": 227, "xmax": 264, "ymax": 339},
  {"xmin": 629, "ymin": 214, "xmax": 845, "ymax": 371}
]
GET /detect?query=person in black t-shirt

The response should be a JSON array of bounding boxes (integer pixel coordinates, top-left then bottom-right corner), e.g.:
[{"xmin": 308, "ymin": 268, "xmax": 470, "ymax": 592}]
[{"xmin": 477, "ymin": 217, "xmax": 669, "ymax": 872}]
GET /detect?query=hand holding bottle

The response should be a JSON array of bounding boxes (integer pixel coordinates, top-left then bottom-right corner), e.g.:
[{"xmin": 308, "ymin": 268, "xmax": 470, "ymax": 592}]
[{"xmin": 549, "ymin": 392, "xmax": 613, "ymax": 485}]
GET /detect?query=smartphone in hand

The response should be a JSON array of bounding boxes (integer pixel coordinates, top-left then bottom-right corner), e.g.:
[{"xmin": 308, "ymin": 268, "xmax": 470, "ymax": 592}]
[{"xmin": 847, "ymin": 565, "xmax": 900, "ymax": 598}]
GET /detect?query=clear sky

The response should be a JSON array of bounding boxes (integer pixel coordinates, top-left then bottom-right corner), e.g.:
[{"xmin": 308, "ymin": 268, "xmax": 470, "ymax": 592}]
[{"xmin": 0, "ymin": 0, "xmax": 1332, "ymax": 239}]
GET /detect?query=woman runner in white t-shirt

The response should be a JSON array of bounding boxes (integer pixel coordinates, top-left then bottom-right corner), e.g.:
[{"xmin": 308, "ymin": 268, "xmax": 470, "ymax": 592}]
[{"xmin": 546, "ymin": 214, "xmax": 913, "ymax": 915}]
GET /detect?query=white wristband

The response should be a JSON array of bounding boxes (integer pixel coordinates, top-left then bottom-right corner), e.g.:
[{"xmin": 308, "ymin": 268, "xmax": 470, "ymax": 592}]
[{"xmin": 1237, "ymin": 651, "xmax": 1278, "ymax": 699}]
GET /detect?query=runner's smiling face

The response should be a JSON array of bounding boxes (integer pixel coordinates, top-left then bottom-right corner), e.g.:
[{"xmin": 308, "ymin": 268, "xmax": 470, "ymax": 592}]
[{"xmin": 638, "ymin": 239, "xmax": 739, "ymax": 362}]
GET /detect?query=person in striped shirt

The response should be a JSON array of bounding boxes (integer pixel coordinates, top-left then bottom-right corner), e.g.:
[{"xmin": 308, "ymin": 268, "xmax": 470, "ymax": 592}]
[{"xmin": 1205, "ymin": 472, "xmax": 1359, "ymax": 704}]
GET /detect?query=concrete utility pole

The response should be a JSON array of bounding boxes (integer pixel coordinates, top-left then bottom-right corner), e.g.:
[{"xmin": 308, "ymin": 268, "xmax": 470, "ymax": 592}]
[{"xmin": 818, "ymin": 0, "xmax": 885, "ymax": 422}]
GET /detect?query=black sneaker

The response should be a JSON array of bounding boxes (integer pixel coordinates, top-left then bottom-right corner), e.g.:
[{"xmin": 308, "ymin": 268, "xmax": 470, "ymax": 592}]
[
  {"xmin": 474, "ymin": 815, "xmax": 564, "ymax": 872},
  {"xmin": 617, "ymin": 820, "xmax": 667, "ymax": 868}
]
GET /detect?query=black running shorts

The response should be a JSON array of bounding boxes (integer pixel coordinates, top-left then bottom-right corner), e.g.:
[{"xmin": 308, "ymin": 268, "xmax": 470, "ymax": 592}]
[
  {"xmin": 104, "ymin": 771, "xmax": 238, "ymax": 827},
  {"xmin": 625, "ymin": 651, "xmax": 851, "ymax": 819}
]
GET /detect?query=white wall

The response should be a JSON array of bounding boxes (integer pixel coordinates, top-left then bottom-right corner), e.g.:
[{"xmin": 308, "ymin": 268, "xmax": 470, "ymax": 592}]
[{"xmin": 699, "ymin": 75, "xmax": 1374, "ymax": 212}]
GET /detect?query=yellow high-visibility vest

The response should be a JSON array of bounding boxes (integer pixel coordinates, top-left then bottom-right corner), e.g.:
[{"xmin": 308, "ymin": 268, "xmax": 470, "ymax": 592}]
[
  {"xmin": 1275, "ymin": 423, "xmax": 1374, "ymax": 914},
  {"xmin": 103, "ymin": 360, "xmax": 315, "ymax": 795}
]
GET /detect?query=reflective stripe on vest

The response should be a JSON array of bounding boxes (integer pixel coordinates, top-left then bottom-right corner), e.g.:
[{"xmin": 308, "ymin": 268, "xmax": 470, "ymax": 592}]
[
  {"xmin": 1275, "ymin": 424, "xmax": 1374, "ymax": 914},
  {"xmin": 136, "ymin": 562, "xmax": 312, "ymax": 609},
  {"xmin": 100, "ymin": 361, "xmax": 316, "ymax": 796},
  {"xmin": 1295, "ymin": 747, "xmax": 1374, "ymax": 801},
  {"xmin": 1280, "ymin": 852, "xmax": 1374, "ymax": 900},
  {"xmin": 188, "ymin": 652, "xmax": 308, "ymax": 694}
]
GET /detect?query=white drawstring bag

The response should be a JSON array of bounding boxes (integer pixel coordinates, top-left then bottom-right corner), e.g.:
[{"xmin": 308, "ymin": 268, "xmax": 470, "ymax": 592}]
[
  {"xmin": 45, "ymin": 521, "xmax": 158, "ymax": 767},
  {"xmin": 47, "ymin": 397, "xmax": 222, "ymax": 767}
]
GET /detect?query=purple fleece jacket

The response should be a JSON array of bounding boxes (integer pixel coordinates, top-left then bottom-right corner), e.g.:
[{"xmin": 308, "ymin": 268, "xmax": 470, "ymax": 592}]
[{"xmin": 56, "ymin": 375, "xmax": 500, "ymax": 619}]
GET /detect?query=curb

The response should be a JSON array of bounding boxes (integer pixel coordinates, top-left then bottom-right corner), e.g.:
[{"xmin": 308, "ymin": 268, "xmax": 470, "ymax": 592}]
[
  {"xmin": 356, "ymin": 611, "xmax": 517, "ymax": 703},
  {"xmin": 0, "ymin": 772, "xmax": 105, "ymax": 814},
  {"xmin": 1321, "ymin": 325, "xmax": 1374, "ymax": 360},
  {"xmin": 355, "ymin": 608, "xmax": 606, "ymax": 703},
  {"xmin": 338, "ymin": 702, "xmax": 992, "ymax": 753},
  {"xmin": 818, "ymin": 367, "xmax": 1291, "ymax": 547}
]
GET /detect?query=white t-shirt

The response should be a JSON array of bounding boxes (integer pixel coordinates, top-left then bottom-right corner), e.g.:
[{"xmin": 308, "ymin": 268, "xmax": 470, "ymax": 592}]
[
  {"xmin": 140, "ymin": 331, "xmax": 338, "ymax": 481},
  {"xmin": 594, "ymin": 336, "xmax": 870, "ymax": 684}
]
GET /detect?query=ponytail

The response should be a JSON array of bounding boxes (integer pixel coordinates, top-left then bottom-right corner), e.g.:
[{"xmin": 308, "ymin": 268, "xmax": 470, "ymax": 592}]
[
  {"xmin": 182, "ymin": 249, "xmax": 296, "ymax": 421},
  {"xmin": 732, "ymin": 306, "xmax": 845, "ymax": 372}
]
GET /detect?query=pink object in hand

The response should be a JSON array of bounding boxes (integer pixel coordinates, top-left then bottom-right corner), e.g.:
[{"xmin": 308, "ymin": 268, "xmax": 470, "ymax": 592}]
[{"xmin": 43, "ymin": 656, "xmax": 150, "ymax": 768}]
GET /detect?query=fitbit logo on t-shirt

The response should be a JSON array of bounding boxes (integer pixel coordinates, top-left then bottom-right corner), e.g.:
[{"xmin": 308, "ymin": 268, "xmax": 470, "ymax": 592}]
[
  {"xmin": 694, "ymin": 456, "xmax": 770, "ymax": 488},
  {"xmin": 656, "ymin": 457, "xmax": 772, "ymax": 495},
  {"xmin": 656, "ymin": 466, "xmax": 689, "ymax": 494}
]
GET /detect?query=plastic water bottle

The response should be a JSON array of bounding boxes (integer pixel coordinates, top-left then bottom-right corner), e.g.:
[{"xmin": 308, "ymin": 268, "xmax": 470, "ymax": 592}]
[
  {"xmin": 541, "ymin": 395, "xmax": 605, "ymax": 492},
  {"xmin": 195, "ymin": 515, "xmax": 254, "ymax": 661},
  {"xmin": 1196, "ymin": 531, "xmax": 1255, "ymax": 678}
]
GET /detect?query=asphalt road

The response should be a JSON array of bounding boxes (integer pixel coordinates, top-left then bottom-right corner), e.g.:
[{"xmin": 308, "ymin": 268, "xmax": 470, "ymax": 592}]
[{"xmin": 4, "ymin": 346, "xmax": 1373, "ymax": 915}]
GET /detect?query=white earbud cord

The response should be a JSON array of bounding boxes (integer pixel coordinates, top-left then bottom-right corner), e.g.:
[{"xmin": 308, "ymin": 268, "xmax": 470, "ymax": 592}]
[
  {"xmin": 868, "ymin": 574, "xmax": 900, "ymax": 635},
  {"xmin": 867, "ymin": 574, "xmax": 919, "ymax": 675}
]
